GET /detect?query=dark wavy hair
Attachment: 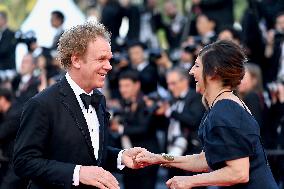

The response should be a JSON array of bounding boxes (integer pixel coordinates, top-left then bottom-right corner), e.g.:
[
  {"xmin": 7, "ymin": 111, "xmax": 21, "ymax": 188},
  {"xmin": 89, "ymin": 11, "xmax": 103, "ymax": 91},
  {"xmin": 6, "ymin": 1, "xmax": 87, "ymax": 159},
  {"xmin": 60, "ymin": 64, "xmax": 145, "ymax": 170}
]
[{"xmin": 198, "ymin": 40, "xmax": 247, "ymax": 89}]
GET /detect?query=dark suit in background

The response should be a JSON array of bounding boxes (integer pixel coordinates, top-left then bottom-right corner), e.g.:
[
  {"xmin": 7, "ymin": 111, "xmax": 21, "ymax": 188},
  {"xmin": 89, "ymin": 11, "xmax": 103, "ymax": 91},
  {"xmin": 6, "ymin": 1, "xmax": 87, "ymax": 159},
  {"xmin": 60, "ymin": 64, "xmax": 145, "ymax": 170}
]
[
  {"xmin": 167, "ymin": 90, "xmax": 205, "ymax": 155},
  {"xmin": 0, "ymin": 28, "xmax": 16, "ymax": 70},
  {"xmin": 0, "ymin": 102, "xmax": 27, "ymax": 189},
  {"xmin": 12, "ymin": 75, "xmax": 40, "ymax": 105},
  {"xmin": 119, "ymin": 95, "xmax": 160, "ymax": 189}
]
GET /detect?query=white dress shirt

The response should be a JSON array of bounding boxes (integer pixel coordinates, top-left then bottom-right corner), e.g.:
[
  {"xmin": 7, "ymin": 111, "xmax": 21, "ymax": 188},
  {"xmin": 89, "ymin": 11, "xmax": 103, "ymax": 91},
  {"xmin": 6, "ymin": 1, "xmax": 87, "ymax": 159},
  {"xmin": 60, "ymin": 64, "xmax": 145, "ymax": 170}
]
[{"xmin": 65, "ymin": 73, "xmax": 125, "ymax": 186}]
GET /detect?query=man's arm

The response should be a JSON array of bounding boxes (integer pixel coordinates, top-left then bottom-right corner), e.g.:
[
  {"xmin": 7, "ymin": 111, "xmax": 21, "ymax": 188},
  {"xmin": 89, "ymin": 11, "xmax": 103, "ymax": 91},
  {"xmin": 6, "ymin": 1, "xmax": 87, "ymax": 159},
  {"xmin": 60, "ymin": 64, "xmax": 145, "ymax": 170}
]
[{"xmin": 13, "ymin": 99, "xmax": 75, "ymax": 188}]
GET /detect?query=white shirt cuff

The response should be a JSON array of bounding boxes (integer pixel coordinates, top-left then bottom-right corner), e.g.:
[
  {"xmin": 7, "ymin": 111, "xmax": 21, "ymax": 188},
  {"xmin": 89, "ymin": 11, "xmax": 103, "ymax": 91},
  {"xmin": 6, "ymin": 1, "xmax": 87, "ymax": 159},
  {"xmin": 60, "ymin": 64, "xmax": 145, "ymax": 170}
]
[
  {"xmin": 118, "ymin": 124, "xmax": 124, "ymax": 134},
  {"xmin": 72, "ymin": 165, "xmax": 81, "ymax": 186},
  {"xmin": 165, "ymin": 107, "xmax": 172, "ymax": 118},
  {"xmin": 117, "ymin": 150, "xmax": 126, "ymax": 170}
]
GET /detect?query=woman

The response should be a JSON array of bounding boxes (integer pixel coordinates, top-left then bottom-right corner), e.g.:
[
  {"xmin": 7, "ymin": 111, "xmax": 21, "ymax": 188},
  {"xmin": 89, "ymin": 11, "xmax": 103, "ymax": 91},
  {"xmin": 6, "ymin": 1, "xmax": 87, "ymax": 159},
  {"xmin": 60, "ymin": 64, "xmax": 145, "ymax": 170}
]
[
  {"xmin": 237, "ymin": 63, "xmax": 266, "ymax": 127},
  {"xmin": 135, "ymin": 40, "xmax": 278, "ymax": 189}
]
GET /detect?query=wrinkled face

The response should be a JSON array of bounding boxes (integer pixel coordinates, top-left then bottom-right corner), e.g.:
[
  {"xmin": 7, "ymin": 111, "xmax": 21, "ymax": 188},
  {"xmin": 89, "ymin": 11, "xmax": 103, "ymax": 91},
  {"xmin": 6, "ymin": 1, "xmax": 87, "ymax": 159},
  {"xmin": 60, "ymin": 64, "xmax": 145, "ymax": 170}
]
[
  {"xmin": 119, "ymin": 79, "xmax": 140, "ymax": 100},
  {"xmin": 128, "ymin": 45, "xmax": 145, "ymax": 65},
  {"xmin": 21, "ymin": 54, "xmax": 35, "ymax": 76},
  {"xmin": 75, "ymin": 37, "xmax": 112, "ymax": 91},
  {"xmin": 237, "ymin": 69, "xmax": 256, "ymax": 93},
  {"xmin": 189, "ymin": 56, "xmax": 205, "ymax": 94},
  {"xmin": 166, "ymin": 72, "xmax": 188, "ymax": 98}
]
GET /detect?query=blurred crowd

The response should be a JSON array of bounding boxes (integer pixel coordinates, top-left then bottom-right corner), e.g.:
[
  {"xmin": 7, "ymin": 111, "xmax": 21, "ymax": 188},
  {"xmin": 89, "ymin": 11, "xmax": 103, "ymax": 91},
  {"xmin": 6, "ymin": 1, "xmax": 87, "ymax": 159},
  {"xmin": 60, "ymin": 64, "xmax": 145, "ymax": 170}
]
[{"xmin": 0, "ymin": 0, "xmax": 284, "ymax": 188}]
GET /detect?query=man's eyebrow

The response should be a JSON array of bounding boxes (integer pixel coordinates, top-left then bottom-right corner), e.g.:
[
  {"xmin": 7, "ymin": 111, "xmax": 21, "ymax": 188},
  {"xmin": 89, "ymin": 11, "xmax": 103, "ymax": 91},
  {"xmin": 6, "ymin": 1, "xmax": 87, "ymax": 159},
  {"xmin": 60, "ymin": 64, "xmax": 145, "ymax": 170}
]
[{"xmin": 98, "ymin": 54, "xmax": 112, "ymax": 59}]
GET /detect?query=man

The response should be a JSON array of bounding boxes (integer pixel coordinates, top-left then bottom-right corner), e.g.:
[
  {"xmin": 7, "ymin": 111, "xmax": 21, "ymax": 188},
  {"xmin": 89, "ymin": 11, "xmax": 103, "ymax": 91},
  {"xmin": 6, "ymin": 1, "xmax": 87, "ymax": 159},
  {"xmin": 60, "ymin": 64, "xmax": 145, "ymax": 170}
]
[
  {"xmin": 163, "ymin": 0, "xmax": 185, "ymax": 55},
  {"xmin": 265, "ymin": 11, "xmax": 284, "ymax": 83},
  {"xmin": 0, "ymin": 88, "xmax": 26, "ymax": 189},
  {"xmin": 11, "ymin": 53, "xmax": 40, "ymax": 105},
  {"xmin": 127, "ymin": 41, "xmax": 158, "ymax": 95},
  {"xmin": 13, "ymin": 22, "xmax": 144, "ymax": 189},
  {"xmin": 157, "ymin": 68, "xmax": 204, "ymax": 177},
  {"xmin": 0, "ymin": 11, "xmax": 16, "ymax": 70},
  {"xmin": 50, "ymin": 10, "xmax": 65, "ymax": 51}
]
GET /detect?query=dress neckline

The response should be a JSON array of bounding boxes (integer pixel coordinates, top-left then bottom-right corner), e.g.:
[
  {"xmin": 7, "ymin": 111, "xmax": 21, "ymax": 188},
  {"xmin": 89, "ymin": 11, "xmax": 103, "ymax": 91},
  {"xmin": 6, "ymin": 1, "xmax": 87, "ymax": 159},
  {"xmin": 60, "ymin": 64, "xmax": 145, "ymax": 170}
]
[{"xmin": 211, "ymin": 98, "xmax": 252, "ymax": 116}]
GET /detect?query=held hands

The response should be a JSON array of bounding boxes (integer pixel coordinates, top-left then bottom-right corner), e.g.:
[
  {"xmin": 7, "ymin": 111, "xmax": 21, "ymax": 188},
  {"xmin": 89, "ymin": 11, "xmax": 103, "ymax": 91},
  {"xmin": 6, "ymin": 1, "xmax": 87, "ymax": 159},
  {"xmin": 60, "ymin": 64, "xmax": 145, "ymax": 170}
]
[
  {"xmin": 121, "ymin": 147, "xmax": 150, "ymax": 169},
  {"xmin": 134, "ymin": 150, "xmax": 164, "ymax": 167}
]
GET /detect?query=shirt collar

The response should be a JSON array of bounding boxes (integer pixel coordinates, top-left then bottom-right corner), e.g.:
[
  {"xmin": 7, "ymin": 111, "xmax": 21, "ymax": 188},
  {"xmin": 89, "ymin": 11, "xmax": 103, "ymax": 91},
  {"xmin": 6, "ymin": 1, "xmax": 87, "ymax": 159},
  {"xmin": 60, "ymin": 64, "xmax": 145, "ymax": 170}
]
[
  {"xmin": 65, "ymin": 72, "xmax": 93, "ymax": 96},
  {"xmin": 180, "ymin": 89, "xmax": 188, "ymax": 98},
  {"xmin": 136, "ymin": 61, "xmax": 149, "ymax": 71},
  {"xmin": 21, "ymin": 74, "xmax": 32, "ymax": 84}
]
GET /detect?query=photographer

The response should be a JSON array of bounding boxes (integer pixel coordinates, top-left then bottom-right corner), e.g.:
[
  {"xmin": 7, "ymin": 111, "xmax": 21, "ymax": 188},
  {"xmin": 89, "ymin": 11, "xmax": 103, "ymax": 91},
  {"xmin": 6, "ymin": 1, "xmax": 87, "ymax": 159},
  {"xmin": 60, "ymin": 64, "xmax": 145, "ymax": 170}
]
[
  {"xmin": 15, "ymin": 31, "xmax": 62, "ymax": 86},
  {"xmin": 265, "ymin": 11, "xmax": 284, "ymax": 84},
  {"xmin": 0, "ymin": 88, "xmax": 27, "ymax": 189},
  {"xmin": 0, "ymin": 11, "xmax": 16, "ymax": 71},
  {"xmin": 153, "ymin": 68, "xmax": 205, "ymax": 178},
  {"xmin": 107, "ymin": 51, "xmax": 130, "ymax": 99},
  {"xmin": 109, "ymin": 70, "xmax": 159, "ymax": 189},
  {"xmin": 265, "ymin": 81, "xmax": 284, "ymax": 186},
  {"xmin": 149, "ymin": 48, "xmax": 173, "ymax": 90}
]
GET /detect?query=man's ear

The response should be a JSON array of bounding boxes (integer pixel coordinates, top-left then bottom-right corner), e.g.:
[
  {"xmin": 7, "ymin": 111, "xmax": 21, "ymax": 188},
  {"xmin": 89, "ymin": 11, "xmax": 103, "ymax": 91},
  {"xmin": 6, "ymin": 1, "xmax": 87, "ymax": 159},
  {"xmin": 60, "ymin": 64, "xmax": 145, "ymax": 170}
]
[{"xmin": 71, "ymin": 54, "xmax": 81, "ymax": 69}]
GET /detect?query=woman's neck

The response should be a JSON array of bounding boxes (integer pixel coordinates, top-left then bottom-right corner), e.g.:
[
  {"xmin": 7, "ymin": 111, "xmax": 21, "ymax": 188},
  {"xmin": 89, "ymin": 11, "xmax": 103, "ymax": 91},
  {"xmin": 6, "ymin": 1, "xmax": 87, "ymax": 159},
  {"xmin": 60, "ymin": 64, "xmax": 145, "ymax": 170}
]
[{"xmin": 205, "ymin": 84, "xmax": 232, "ymax": 109}]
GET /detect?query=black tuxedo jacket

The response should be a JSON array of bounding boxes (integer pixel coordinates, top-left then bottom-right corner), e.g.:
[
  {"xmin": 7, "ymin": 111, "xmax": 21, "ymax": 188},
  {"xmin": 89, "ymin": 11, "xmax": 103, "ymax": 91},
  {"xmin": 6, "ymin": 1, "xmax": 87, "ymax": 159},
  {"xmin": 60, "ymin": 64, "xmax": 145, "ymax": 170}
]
[{"xmin": 13, "ymin": 77, "xmax": 120, "ymax": 189}]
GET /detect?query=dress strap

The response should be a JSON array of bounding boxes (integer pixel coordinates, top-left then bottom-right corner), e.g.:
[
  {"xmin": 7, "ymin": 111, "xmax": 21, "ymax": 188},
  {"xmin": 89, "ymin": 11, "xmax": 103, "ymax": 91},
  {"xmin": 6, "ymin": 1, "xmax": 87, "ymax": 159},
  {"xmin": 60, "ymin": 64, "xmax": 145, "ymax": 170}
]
[{"xmin": 235, "ymin": 94, "xmax": 250, "ymax": 113}]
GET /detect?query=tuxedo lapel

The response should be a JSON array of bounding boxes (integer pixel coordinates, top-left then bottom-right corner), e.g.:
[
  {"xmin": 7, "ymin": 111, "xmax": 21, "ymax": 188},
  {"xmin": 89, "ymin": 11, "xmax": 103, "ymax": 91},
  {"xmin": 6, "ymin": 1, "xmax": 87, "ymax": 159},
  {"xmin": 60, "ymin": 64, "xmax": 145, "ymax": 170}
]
[
  {"xmin": 93, "ymin": 89, "xmax": 106, "ymax": 165},
  {"xmin": 58, "ymin": 77, "xmax": 97, "ymax": 162}
]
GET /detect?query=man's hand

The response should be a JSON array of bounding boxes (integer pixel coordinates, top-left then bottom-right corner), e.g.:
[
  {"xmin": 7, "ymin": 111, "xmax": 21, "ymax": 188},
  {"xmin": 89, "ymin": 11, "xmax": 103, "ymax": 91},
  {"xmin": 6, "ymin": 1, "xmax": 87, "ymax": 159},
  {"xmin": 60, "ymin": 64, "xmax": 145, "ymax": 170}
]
[
  {"xmin": 135, "ymin": 150, "xmax": 162, "ymax": 166},
  {"xmin": 121, "ymin": 147, "xmax": 148, "ymax": 169},
  {"xmin": 79, "ymin": 166, "xmax": 119, "ymax": 189}
]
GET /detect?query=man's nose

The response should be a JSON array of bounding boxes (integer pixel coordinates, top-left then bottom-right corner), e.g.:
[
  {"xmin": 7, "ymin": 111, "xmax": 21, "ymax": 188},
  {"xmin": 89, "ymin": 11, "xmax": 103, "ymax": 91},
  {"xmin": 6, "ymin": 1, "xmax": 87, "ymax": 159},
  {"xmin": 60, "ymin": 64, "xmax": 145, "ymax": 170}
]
[{"xmin": 104, "ymin": 61, "xmax": 112, "ymax": 71}]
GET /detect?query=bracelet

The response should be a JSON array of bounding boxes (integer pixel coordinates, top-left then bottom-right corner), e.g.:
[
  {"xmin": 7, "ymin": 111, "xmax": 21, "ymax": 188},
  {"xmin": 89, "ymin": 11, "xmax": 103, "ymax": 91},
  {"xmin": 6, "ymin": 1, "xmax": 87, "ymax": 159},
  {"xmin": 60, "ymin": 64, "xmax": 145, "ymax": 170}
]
[{"xmin": 161, "ymin": 153, "xmax": 174, "ymax": 161}]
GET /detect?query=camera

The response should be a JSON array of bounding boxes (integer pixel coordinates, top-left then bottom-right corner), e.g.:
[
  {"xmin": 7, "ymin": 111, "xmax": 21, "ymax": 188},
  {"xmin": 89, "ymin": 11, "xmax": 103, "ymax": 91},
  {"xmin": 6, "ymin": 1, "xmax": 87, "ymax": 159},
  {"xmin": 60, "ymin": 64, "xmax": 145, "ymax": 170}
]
[
  {"xmin": 15, "ymin": 30, "xmax": 37, "ymax": 51},
  {"xmin": 110, "ymin": 52, "xmax": 128, "ymax": 65},
  {"xmin": 148, "ymin": 48, "xmax": 163, "ymax": 64}
]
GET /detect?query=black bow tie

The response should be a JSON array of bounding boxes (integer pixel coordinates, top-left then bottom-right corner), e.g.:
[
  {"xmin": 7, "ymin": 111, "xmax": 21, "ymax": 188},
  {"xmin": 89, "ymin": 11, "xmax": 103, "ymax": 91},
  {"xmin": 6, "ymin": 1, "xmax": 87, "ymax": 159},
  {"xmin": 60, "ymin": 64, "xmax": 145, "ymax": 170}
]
[{"xmin": 79, "ymin": 91, "xmax": 103, "ymax": 110}]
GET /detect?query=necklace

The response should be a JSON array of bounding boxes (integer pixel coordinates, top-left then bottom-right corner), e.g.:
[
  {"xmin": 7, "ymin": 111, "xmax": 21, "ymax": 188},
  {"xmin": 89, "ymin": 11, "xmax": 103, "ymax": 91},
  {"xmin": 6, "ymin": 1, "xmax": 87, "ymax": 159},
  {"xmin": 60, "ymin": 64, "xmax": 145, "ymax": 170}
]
[{"xmin": 209, "ymin": 89, "xmax": 233, "ymax": 109}]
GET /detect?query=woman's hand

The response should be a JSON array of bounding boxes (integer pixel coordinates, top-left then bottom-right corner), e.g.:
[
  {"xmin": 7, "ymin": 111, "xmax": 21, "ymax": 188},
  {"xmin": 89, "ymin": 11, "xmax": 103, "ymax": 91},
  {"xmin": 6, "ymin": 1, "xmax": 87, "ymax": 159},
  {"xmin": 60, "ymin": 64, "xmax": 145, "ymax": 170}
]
[
  {"xmin": 166, "ymin": 176, "xmax": 194, "ymax": 189},
  {"xmin": 135, "ymin": 150, "xmax": 162, "ymax": 166}
]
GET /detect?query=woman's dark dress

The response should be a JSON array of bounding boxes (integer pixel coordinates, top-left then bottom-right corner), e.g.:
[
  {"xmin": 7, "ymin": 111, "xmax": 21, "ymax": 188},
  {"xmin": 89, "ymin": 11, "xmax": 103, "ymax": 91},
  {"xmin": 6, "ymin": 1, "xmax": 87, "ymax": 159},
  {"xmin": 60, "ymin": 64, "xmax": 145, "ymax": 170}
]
[{"xmin": 198, "ymin": 99, "xmax": 278, "ymax": 188}]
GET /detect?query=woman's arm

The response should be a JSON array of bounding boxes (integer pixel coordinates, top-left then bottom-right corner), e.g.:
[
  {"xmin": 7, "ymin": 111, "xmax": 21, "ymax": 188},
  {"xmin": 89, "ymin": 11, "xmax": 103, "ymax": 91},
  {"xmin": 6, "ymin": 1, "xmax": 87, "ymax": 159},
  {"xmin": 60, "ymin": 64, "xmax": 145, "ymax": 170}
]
[
  {"xmin": 135, "ymin": 151, "xmax": 210, "ymax": 172},
  {"xmin": 166, "ymin": 157, "xmax": 250, "ymax": 189}
]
